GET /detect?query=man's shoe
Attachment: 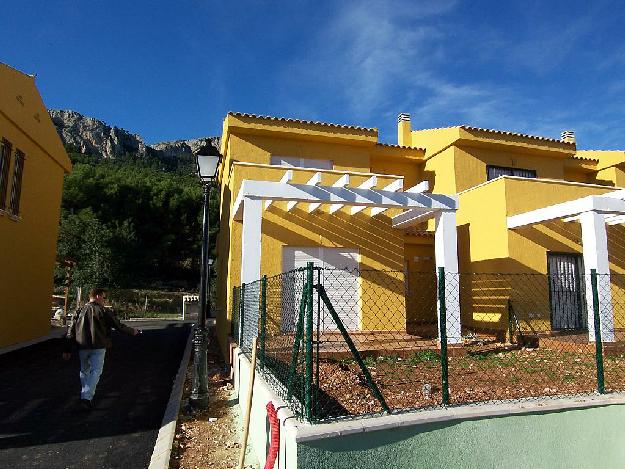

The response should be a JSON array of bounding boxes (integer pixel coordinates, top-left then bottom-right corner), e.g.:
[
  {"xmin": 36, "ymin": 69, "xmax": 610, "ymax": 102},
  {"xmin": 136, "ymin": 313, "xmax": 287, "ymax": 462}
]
[{"xmin": 79, "ymin": 399, "xmax": 93, "ymax": 410}]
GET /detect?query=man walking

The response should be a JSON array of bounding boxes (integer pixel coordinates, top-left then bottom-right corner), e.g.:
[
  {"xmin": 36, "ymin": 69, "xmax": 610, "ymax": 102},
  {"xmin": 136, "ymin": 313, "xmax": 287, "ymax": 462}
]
[{"xmin": 63, "ymin": 288, "xmax": 140, "ymax": 409}]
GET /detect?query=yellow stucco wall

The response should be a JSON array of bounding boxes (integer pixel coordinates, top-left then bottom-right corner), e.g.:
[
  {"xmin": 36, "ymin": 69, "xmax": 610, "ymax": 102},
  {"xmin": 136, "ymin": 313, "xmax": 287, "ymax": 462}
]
[
  {"xmin": 455, "ymin": 177, "xmax": 625, "ymax": 334},
  {"xmin": 423, "ymin": 147, "xmax": 456, "ymax": 194},
  {"xmin": 215, "ymin": 116, "xmax": 426, "ymax": 353},
  {"xmin": 411, "ymin": 127, "xmax": 460, "ymax": 159},
  {"xmin": 216, "ymin": 113, "xmax": 625, "ymax": 352},
  {"xmin": 0, "ymin": 65, "xmax": 70, "ymax": 347},
  {"xmin": 453, "ymin": 146, "xmax": 565, "ymax": 193}
]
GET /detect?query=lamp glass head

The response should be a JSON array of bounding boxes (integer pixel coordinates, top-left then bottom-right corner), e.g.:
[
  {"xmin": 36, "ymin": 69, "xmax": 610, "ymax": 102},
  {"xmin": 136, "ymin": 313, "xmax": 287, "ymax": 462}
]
[{"xmin": 196, "ymin": 153, "xmax": 221, "ymax": 183}]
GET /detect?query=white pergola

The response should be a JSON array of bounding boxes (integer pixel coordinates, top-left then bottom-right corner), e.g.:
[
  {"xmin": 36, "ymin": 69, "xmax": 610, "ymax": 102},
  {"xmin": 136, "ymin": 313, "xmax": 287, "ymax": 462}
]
[
  {"xmin": 232, "ymin": 171, "xmax": 462, "ymax": 343},
  {"xmin": 507, "ymin": 189, "xmax": 625, "ymax": 342}
]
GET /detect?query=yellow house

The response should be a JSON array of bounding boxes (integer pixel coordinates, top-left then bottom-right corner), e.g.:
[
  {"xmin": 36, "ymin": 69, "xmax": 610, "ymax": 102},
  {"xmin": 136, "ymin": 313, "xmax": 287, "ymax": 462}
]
[
  {"xmin": 0, "ymin": 63, "xmax": 72, "ymax": 348},
  {"xmin": 215, "ymin": 111, "xmax": 625, "ymax": 354}
]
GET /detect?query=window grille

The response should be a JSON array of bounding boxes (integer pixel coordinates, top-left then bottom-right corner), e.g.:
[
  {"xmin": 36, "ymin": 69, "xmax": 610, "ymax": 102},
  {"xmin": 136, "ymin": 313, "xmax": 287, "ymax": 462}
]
[
  {"xmin": 487, "ymin": 165, "xmax": 537, "ymax": 180},
  {"xmin": 0, "ymin": 138, "xmax": 12, "ymax": 210},
  {"xmin": 8, "ymin": 150, "xmax": 25, "ymax": 216}
]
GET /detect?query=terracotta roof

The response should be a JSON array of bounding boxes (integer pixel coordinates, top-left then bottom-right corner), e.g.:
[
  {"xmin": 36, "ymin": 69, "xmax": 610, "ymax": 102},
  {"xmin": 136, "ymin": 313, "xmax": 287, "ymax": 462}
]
[
  {"xmin": 569, "ymin": 154, "xmax": 599, "ymax": 162},
  {"xmin": 415, "ymin": 124, "xmax": 574, "ymax": 145},
  {"xmin": 376, "ymin": 142, "xmax": 426, "ymax": 151},
  {"xmin": 228, "ymin": 112, "xmax": 377, "ymax": 133},
  {"xmin": 0, "ymin": 61, "xmax": 35, "ymax": 78},
  {"xmin": 459, "ymin": 125, "xmax": 574, "ymax": 145}
]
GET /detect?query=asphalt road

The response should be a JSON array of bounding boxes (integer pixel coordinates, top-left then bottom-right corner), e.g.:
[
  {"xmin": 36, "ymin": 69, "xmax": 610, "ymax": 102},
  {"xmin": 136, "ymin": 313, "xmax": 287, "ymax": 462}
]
[{"xmin": 0, "ymin": 320, "xmax": 192, "ymax": 469}]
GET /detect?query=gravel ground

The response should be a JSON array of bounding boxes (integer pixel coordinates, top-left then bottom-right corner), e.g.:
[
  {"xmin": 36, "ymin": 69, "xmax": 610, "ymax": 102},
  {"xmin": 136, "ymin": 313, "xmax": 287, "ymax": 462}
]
[
  {"xmin": 289, "ymin": 345, "xmax": 625, "ymax": 420},
  {"xmin": 170, "ymin": 332, "xmax": 259, "ymax": 469}
]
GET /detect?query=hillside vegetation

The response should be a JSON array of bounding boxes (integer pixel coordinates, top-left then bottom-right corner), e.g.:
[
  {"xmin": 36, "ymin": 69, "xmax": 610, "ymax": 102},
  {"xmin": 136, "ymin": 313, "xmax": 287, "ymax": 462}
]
[{"xmin": 55, "ymin": 149, "xmax": 219, "ymax": 290}]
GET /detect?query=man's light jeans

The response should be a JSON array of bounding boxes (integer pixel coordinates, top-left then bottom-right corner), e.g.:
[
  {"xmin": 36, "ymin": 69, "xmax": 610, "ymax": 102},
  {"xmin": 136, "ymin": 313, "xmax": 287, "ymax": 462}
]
[{"xmin": 79, "ymin": 348, "xmax": 106, "ymax": 401}]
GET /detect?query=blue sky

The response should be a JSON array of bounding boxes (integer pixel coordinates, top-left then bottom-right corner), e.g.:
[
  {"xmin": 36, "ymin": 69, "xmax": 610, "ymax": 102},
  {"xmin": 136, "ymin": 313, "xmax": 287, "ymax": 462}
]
[{"xmin": 2, "ymin": 0, "xmax": 625, "ymax": 148}]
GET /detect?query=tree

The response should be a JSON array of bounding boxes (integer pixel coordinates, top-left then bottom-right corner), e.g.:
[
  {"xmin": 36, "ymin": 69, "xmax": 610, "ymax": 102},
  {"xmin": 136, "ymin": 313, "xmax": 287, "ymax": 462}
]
[
  {"xmin": 56, "ymin": 208, "xmax": 115, "ymax": 289},
  {"xmin": 56, "ymin": 149, "xmax": 216, "ymax": 289}
]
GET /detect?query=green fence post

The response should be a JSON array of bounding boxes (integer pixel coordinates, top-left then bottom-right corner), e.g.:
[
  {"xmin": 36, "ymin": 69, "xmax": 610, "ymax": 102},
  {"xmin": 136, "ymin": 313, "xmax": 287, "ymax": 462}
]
[
  {"xmin": 287, "ymin": 282, "xmax": 308, "ymax": 402},
  {"xmin": 239, "ymin": 283, "xmax": 245, "ymax": 346},
  {"xmin": 315, "ymin": 267, "xmax": 321, "ymax": 419},
  {"xmin": 438, "ymin": 267, "xmax": 450, "ymax": 405},
  {"xmin": 591, "ymin": 269, "xmax": 606, "ymax": 394},
  {"xmin": 316, "ymin": 283, "xmax": 390, "ymax": 413},
  {"xmin": 260, "ymin": 276, "xmax": 267, "ymax": 370},
  {"xmin": 305, "ymin": 262, "xmax": 314, "ymax": 422}
]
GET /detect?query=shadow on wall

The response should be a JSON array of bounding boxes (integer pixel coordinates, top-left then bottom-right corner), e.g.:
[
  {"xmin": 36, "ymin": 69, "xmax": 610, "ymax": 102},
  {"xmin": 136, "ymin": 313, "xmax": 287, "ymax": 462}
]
[{"xmin": 264, "ymin": 205, "xmax": 405, "ymax": 270}]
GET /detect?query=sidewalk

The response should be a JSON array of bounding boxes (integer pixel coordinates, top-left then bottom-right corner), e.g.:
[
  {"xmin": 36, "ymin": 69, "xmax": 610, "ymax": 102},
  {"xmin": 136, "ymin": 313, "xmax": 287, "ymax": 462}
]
[{"xmin": 0, "ymin": 320, "xmax": 192, "ymax": 469}]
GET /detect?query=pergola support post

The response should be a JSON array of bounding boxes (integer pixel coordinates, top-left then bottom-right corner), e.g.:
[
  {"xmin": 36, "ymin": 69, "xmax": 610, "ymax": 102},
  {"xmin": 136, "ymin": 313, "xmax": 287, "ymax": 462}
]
[
  {"xmin": 434, "ymin": 211, "xmax": 462, "ymax": 344},
  {"xmin": 580, "ymin": 211, "xmax": 615, "ymax": 342},
  {"xmin": 241, "ymin": 198, "xmax": 262, "ymax": 285}
]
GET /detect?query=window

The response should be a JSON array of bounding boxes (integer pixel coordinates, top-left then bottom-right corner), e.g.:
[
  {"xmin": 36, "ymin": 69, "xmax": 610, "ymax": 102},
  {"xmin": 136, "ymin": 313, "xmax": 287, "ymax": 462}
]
[
  {"xmin": 0, "ymin": 138, "xmax": 12, "ymax": 210},
  {"xmin": 270, "ymin": 156, "xmax": 333, "ymax": 170},
  {"xmin": 487, "ymin": 165, "xmax": 536, "ymax": 180},
  {"xmin": 8, "ymin": 149, "xmax": 25, "ymax": 216}
]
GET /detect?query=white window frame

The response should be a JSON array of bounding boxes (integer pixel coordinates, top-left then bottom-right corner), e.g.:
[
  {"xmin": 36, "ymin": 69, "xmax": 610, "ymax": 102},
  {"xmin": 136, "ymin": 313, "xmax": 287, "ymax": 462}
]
[{"xmin": 270, "ymin": 156, "xmax": 333, "ymax": 170}]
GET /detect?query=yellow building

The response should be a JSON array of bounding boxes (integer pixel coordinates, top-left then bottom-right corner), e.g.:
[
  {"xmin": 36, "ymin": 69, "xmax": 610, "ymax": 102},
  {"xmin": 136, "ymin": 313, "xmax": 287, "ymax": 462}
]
[
  {"xmin": 0, "ymin": 63, "xmax": 72, "ymax": 348},
  {"xmin": 215, "ymin": 111, "xmax": 625, "ymax": 354}
]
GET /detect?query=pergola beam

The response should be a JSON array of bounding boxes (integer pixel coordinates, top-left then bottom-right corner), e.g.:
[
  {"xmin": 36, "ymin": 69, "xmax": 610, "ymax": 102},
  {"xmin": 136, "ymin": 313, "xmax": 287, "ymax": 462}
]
[
  {"xmin": 507, "ymin": 195, "xmax": 625, "ymax": 229},
  {"xmin": 605, "ymin": 214, "xmax": 625, "ymax": 225},
  {"xmin": 389, "ymin": 181, "xmax": 433, "ymax": 226},
  {"xmin": 265, "ymin": 170, "xmax": 293, "ymax": 209},
  {"xmin": 287, "ymin": 172, "xmax": 321, "ymax": 212},
  {"xmin": 233, "ymin": 179, "xmax": 457, "ymax": 221},
  {"xmin": 392, "ymin": 210, "xmax": 436, "ymax": 228},
  {"xmin": 350, "ymin": 176, "xmax": 379, "ymax": 214},
  {"xmin": 310, "ymin": 173, "xmax": 349, "ymax": 213},
  {"xmin": 370, "ymin": 179, "xmax": 403, "ymax": 216},
  {"xmin": 328, "ymin": 174, "xmax": 356, "ymax": 214},
  {"xmin": 233, "ymin": 176, "xmax": 460, "ymax": 344}
]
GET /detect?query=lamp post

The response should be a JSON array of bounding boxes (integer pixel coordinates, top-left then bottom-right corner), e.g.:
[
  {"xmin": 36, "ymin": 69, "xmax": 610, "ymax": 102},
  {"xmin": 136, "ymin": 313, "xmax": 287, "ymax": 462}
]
[
  {"xmin": 207, "ymin": 258, "xmax": 214, "ymax": 318},
  {"xmin": 190, "ymin": 150, "xmax": 222, "ymax": 409}
]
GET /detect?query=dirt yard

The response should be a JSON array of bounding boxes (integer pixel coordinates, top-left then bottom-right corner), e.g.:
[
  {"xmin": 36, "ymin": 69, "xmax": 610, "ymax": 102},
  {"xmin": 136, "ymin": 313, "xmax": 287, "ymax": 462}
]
[
  {"xmin": 169, "ymin": 332, "xmax": 259, "ymax": 469},
  {"xmin": 304, "ymin": 345, "xmax": 625, "ymax": 420}
]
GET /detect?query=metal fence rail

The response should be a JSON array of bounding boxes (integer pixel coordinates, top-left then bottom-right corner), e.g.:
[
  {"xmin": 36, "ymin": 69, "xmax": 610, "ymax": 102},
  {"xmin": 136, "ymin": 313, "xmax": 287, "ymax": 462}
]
[{"xmin": 233, "ymin": 265, "xmax": 625, "ymax": 423}]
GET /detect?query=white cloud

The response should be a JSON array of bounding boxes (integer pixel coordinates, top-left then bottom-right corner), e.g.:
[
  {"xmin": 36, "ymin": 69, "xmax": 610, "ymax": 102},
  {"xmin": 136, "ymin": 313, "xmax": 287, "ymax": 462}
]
[
  {"xmin": 285, "ymin": 0, "xmax": 625, "ymax": 149},
  {"xmin": 291, "ymin": 0, "xmax": 456, "ymax": 116}
]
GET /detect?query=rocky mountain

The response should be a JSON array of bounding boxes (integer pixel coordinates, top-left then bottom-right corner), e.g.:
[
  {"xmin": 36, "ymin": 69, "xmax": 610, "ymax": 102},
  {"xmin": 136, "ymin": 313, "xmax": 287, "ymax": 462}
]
[
  {"xmin": 152, "ymin": 137, "xmax": 221, "ymax": 159},
  {"xmin": 48, "ymin": 109, "xmax": 220, "ymax": 160}
]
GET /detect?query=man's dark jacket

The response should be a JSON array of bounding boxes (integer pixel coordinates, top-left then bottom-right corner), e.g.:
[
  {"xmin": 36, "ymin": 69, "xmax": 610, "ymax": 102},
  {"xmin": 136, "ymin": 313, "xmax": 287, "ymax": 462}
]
[{"xmin": 66, "ymin": 301, "xmax": 135, "ymax": 350}]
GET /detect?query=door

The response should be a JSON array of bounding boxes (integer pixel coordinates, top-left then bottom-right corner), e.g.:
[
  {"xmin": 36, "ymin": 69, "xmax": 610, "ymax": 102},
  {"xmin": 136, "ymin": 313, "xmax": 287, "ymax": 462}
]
[
  {"xmin": 282, "ymin": 247, "xmax": 360, "ymax": 331},
  {"xmin": 548, "ymin": 253, "xmax": 586, "ymax": 330}
]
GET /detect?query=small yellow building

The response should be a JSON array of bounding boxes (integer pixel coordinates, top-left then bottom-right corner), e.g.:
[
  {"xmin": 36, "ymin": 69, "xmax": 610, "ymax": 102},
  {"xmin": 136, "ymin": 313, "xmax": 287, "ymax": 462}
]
[
  {"xmin": 0, "ymin": 63, "xmax": 71, "ymax": 348},
  {"xmin": 215, "ymin": 111, "xmax": 625, "ymax": 354}
]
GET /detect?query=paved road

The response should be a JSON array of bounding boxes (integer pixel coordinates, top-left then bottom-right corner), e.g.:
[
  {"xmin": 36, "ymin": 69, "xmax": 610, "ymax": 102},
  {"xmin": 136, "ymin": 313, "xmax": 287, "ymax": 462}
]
[{"xmin": 0, "ymin": 320, "xmax": 192, "ymax": 469}]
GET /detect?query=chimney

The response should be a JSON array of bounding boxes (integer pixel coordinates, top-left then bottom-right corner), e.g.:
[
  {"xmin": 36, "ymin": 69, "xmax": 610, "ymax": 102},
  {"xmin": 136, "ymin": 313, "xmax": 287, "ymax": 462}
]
[
  {"xmin": 397, "ymin": 113, "xmax": 411, "ymax": 146},
  {"xmin": 561, "ymin": 130, "xmax": 576, "ymax": 144}
]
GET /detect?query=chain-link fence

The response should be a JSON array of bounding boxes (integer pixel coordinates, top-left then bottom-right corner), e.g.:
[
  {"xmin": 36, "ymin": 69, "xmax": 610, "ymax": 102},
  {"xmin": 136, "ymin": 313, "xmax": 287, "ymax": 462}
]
[{"xmin": 233, "ymin": 266, "xmax": 625, "ymax": 423}]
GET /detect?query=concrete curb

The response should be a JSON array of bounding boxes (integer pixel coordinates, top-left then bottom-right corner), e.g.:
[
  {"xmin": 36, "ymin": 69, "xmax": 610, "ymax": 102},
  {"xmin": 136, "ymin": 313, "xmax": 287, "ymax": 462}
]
[
  {"xmin": 294, "ymin": 392, "xmax": 625, "ymax": 443},
  {"xmin": 0, "ymin": 327, "xmax": 67, "ymax": 356},
  {"xmin": 148, "ymin": 327, "xmax": 193, "ymax": 469}
]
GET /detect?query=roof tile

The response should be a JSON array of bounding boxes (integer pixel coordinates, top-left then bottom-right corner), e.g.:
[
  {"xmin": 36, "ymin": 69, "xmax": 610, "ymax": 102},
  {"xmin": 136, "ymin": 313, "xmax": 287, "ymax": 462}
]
[
  {"xmin": 376, "ymin": 142, "xmax": 426, "ymax": 151},
  {"xmin": 229, "ymin": 112, "xmax": 377, "ymax": 133},
  {"xmin": 460, "ymin": 125, "xmax": 574, "ymax": 145}
]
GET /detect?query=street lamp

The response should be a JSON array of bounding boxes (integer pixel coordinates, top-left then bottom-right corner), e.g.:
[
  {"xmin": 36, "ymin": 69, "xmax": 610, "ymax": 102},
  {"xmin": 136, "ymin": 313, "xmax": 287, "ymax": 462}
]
[
  {"xmin": 190, "ymin": 150, "xmax": 222, "ymax": 409},
  {"xmin": 207, "ymin": 258, "xmax": 214, "ymax": 318}
]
